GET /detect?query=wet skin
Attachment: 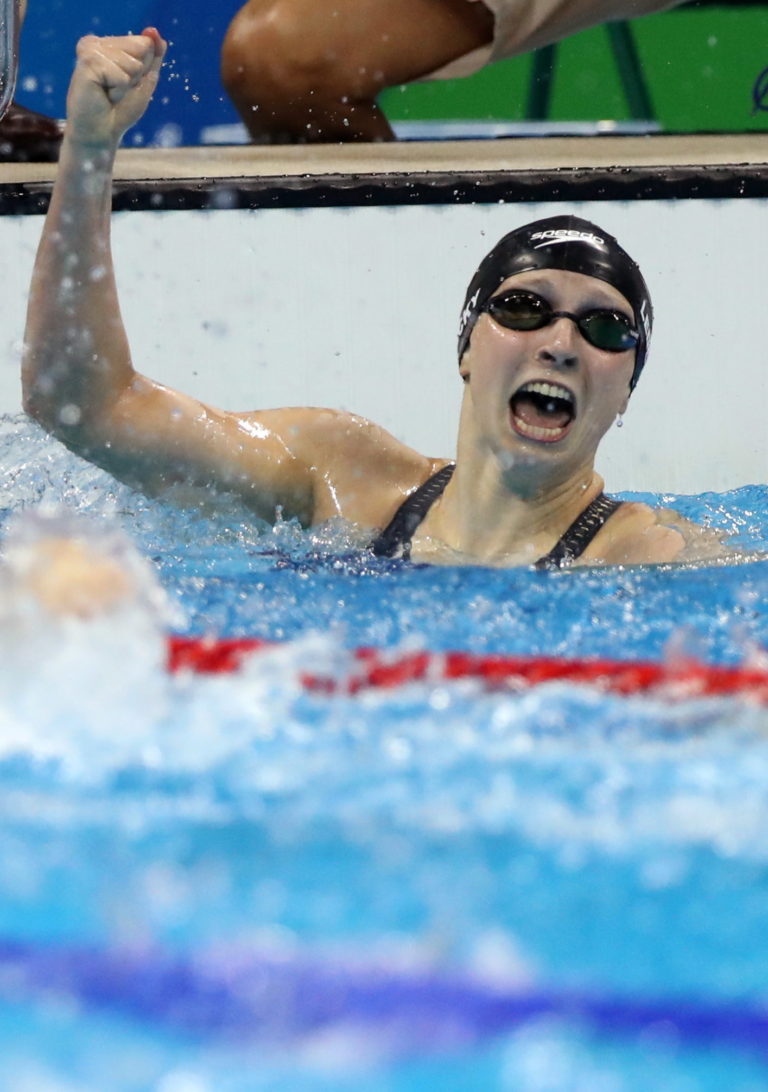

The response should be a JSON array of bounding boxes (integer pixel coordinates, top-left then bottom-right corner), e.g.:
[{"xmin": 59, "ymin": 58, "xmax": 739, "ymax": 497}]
[
  {"xmin": 458, "ymin": 269, "xmax": 634, "ymax": 494},
  {"xmin": 23, "ymin": 31, "xmax": 702, "ymax": 569},
  {"xmin": 408, "ymin": 269, "xmax": 693, "ymax": 566}
]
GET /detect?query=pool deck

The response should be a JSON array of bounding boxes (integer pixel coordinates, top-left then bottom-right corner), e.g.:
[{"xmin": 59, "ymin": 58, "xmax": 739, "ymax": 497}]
[{"xmin": 0, "ymin": 132, "xmax": 765, "ymax": 186}]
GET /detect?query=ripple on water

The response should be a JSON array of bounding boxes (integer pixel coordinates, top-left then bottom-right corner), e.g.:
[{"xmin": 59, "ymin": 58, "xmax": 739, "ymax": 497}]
[{"xmin": 3, "ymin": 415, "xmax": 768, "ymax": 1088}]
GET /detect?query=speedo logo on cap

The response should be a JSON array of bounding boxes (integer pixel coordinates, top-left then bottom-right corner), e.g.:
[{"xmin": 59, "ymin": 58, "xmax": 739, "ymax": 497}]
[
  {"xmin": 530, "ymin": 229, "xmax": 605, "ymax": 249},
  {"xmin": 639, "ymin": 298, "xmax": 651, "ymax": 341},
  {"xmin": 458, "ymin": 288, "xmax": 480, "ymax": 337}
]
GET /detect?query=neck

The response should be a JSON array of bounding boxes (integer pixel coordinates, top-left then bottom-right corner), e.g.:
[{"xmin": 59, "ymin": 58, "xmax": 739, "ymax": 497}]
[{"xmin": 424, "ymin": 420, "xmax": 604, "ymax": 564}]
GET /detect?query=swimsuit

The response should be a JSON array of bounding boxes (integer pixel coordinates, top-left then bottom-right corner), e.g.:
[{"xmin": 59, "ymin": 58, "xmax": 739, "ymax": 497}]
[{"xmin": 370, "ymin": 463, "xmax": 622, "ymax": 568}]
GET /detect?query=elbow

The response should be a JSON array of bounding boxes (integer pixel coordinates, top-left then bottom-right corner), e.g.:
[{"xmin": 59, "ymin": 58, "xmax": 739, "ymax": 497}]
[
  {"xmin": 21, "ymin": 378, "xmax": 62, "ymax": 434},
  {"xmin": 21, "ymin": 381, "xmax": 53, "ymax": 431},
  {"xmin": 22, "ymin": 382, "xmax": 91, "ymax": 448},
  {"xmin": 21, "ymin": 350, "xmax": 57, "ymax": 431},
  {"xmin": 22, "ymin": 353, "xmax": 101, "ymax": 442}
]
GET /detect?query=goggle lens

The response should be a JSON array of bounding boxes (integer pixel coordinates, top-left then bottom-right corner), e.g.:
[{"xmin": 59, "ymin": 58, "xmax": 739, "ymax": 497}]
[{"xmin": 486, "ymin": 290, "xmax": 638, "ymax": 353}]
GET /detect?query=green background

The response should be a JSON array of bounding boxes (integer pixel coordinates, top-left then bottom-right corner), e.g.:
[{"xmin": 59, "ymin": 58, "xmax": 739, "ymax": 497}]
[{"xmin": 380, "ymin": 5, "xmax": 768, "ymax": 131}]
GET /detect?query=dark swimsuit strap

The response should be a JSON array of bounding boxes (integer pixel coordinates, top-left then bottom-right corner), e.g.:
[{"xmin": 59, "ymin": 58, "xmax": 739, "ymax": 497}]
[
  {"xmin": 370, "ymin": 463, "xmax": 622, "ymax": 567},
  {"xmin": 370, "ymin": 463, "xmax": 457, "ymax": 560},
  {"xmin": 534, "ymin": 493, "xmax": 623, "ymax": 570}
]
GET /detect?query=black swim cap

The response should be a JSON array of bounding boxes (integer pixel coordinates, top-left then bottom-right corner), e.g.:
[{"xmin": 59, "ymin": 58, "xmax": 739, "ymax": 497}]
[{"xmin": 457, "ymin": 215, "xmax": 652, "ymax": 391}]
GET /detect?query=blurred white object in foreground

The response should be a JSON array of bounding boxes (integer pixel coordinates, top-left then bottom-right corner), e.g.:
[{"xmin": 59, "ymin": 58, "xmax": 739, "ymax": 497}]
[{"xmin": 0, "ymin": 508, "xmax": 177, "ymax": 766}]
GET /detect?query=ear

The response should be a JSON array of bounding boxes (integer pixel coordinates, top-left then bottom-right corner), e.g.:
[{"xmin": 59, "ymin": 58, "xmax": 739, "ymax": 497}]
[{"xmin": 459, "ymin": 349, "xmax": 471, "ymax": 382}]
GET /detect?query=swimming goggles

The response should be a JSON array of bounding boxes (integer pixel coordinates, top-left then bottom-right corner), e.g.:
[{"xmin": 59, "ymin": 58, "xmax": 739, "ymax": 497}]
[{"xmin": 484, "ymin": 289, "xmax": 639, "ymax": 353}]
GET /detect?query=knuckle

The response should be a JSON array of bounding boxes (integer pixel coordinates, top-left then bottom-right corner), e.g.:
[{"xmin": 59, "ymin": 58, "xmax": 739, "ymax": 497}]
[{"xmin": 76, "ymin": 35, "xmax": 99, "ymax": 60}]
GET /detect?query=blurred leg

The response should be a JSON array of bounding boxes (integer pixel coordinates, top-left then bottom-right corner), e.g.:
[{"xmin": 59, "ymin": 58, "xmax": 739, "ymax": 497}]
[{"xmin": 221, "ymin": 0, "xmax": 494, "ymax": 142}]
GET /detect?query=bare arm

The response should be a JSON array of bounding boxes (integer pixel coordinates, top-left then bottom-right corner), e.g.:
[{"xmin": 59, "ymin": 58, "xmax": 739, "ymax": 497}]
[
  {"xmin": 21, "ymin": 30, "xmax": 321, "ymax": 522},
  {"xmin": 580, "ymin": 501, "xmax": 733, "ymax": 567},
  {"xmin": 23, "ymin": 30, "xmax": 166, "ymax": 436}
]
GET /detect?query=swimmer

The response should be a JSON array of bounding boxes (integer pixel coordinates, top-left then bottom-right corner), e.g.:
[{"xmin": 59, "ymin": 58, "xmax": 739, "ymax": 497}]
[
  {"xmin": 220, "ymin": 0, "xmax": 681, "ymax": 143},
  {"xmin": 22, "ymin": 31, "xmax": 715, "ymax": 569}
]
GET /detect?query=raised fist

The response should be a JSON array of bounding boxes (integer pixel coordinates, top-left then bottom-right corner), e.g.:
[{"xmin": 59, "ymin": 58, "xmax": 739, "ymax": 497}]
[{"xmin": 66, "ymin": 29, "xmax": 168, "ymax": 147}]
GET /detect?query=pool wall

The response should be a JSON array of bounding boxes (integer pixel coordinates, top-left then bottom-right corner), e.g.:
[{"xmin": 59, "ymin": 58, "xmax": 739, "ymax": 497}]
[{"xmin": 1, "ymin": 168, "xmax": 766, "ymax": 496}]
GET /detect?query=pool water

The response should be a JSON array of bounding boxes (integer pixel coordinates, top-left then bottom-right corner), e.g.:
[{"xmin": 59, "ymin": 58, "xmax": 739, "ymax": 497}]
[{"xmin": 3, "ymin": 415, "xmax": 768, "ymax": 1090}]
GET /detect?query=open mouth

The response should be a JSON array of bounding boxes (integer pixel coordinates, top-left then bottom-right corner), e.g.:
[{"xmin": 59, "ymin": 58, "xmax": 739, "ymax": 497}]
[{"xmin": 509, "ymin": 381, "xmax": 576, "ymax": 443}]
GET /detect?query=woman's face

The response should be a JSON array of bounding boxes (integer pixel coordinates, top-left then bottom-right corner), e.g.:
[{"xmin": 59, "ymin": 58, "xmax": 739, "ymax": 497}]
[{"xmin": 459, "ymin": 268, "xmax": 636, "ymax": 476}]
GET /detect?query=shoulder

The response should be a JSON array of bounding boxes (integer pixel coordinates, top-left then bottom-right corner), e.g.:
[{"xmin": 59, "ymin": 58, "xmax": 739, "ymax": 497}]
[
  {"xmin": 583, "ymin": 500, "xmax": 688, "ymax": 566},
  {"xmin": 586, "ymin": 500, "xmax": 735, "ymax": 567},
  {"xmin": 238, "ymin": 406, "xmax": 441, "ymax": 526},
  {"xmin": 239, "ymin": 406, "xmax": 428, "ymax": 477}
]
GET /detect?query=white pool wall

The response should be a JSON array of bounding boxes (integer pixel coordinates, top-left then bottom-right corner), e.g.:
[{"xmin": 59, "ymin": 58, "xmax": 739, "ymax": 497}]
[{"xmin": 0, "ymin": 196, "xmax": 763, "ymax": 495}]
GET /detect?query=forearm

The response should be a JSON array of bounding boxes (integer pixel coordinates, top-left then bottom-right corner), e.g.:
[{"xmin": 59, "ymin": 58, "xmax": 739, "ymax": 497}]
[
  {"xmin": 22, "ymin": 134, "xmax": 133, "ymax": 438},
  {"xmin": 22, "ymin": 28, "xmax": 166, "ymax": 442},
  {"xmin": 15, "ymin": 31, "xmax": 314, "ymax": 513}
]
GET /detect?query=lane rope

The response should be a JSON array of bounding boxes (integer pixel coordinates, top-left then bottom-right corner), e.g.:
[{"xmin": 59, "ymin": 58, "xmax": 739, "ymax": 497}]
[
  {"xmin": 167, "ymin": 636, "xmax": 768, "ymax": 702},
  {"xmin": 1, "ymin": 937, "xmax": 767, "ymax": 1056},
  {"xmin": 2, "ymin": 938, "xmax": 768, "ymax": 1055}
]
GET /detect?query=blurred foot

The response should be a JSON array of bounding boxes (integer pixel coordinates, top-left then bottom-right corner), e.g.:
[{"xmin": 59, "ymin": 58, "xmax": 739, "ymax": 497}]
[{"xmin": 0, "ymin": 101, "xmax": 63, "ymax": 162}]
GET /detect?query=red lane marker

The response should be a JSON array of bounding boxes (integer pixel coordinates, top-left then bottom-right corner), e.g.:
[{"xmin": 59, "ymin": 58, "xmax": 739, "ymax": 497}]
[
  {"xmin": 167, "ymin": 635, "xmax": 268, "ymax": 675},
  {"xmin": 166, "ymin": 636, "xmax": 768, "ymax": 702}
]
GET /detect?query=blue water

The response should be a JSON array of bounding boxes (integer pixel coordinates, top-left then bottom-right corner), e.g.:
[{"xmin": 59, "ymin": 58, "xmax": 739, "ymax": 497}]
[{"xmin": 4, "ymin": 415, "xmax": 768, "ymax": 1090}]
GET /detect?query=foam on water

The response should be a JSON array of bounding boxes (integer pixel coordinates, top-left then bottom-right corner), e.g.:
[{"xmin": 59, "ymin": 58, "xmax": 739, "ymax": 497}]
[{"xmin": 4, "ymin": 416, "xmax": 768, "ymax": 1089}]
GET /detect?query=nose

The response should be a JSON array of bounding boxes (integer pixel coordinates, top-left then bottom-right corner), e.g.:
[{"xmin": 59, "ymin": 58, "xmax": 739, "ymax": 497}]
[{"xmin": 535, "ymin": 315, "xmax": 580, "ymax": 369}]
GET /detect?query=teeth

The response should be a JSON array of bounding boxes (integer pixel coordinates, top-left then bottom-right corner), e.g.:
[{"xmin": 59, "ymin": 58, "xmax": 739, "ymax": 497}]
[
  {"xmin": 517, "ymin": 381, "xmax": 574, "ymax": 405},
  {"xmin": 512, "ymin": 417, "xmax": 567, "ymax": 441}
]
